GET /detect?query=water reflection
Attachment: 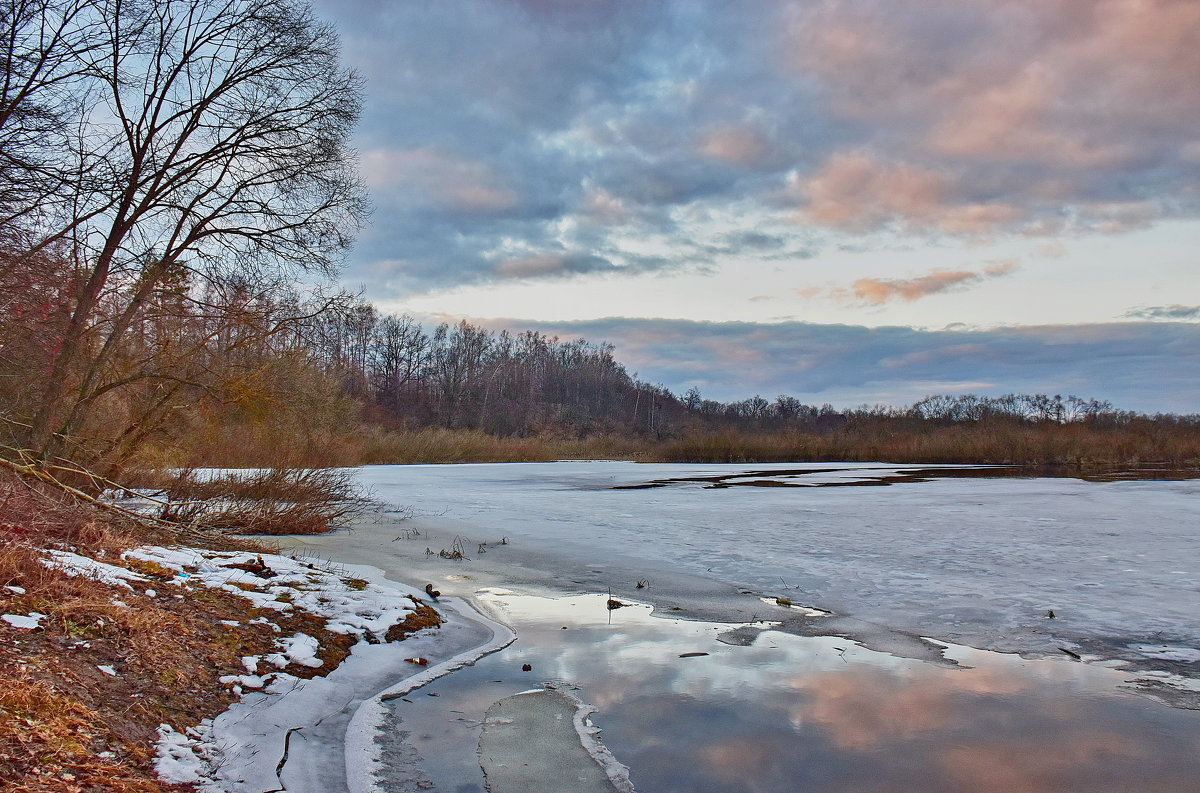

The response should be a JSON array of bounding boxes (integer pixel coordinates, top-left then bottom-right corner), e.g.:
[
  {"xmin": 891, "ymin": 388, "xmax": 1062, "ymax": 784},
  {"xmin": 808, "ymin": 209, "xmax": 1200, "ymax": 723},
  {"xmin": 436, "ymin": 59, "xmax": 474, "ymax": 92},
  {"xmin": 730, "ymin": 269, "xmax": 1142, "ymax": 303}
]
[{"xmin": 384, "ymin": 592, "xmax": 1200, "ymax": 793}]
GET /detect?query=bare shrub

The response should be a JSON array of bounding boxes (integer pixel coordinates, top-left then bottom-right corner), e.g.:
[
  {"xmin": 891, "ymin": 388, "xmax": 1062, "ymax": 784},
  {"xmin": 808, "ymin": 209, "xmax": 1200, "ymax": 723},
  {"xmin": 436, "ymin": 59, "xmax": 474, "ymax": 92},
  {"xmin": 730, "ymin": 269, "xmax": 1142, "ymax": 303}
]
[{"xmin": 145, "ymin": 467, "xmax": 366, "ymax": 535}]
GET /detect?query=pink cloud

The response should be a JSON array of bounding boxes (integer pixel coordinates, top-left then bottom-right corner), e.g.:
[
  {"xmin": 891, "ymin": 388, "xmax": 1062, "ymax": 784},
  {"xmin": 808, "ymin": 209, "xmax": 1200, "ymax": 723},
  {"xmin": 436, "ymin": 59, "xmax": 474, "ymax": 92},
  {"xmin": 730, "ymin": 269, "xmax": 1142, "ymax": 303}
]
[
  {"xmin": 836, "ymin": 260, "xmax": 1018, "ymax": 305},
  {"xmin": 1033, "ymin": 241, "xmax": 1067, "ymax": 259},
  {"xmin": 793, "ymin": 151, "xmax": 946, "ymax": 230},
  {"xmin": 578, "ymin": 187, "xmax": 631, "ymax": 224},
  {"xmin": 793, "ymin": 151, "xmax": 1024, "ymax": 233},
  {"xmin": 779, "ymin": 0, "xmax": 1200, "ymax": 232},
  {"xmin": 786, "ymin": 0, "xmax": 1200, "ymax": 147},
  {"xmin": 852, "ymin": 271, "xmax": 978, "ymax": 304}
]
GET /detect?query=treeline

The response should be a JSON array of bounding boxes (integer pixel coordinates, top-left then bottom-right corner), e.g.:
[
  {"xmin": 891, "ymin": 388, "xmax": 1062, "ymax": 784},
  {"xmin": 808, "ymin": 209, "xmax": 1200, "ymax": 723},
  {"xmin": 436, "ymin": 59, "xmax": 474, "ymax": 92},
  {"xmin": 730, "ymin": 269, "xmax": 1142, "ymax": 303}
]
[
  {"xmin": 6, "ymin": 261, "xmax": 1200, "ymax": 470},
  {"xmin": 301, "ymin": 303, "xmax": 683, "ymax": 436},
  {"xmin": 171, "ymin": 296, "xmax": 1200, "ymax": 468},
  {"xmin": 5, "ymin": 256, "xmax": 1199, "ymax": 470}
]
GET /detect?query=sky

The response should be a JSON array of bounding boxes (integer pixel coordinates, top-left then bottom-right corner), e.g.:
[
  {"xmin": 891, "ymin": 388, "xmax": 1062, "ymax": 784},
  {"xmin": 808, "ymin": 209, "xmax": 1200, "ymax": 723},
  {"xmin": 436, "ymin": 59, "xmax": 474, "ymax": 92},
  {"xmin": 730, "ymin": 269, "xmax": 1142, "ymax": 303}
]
[{"xmin": 312, "ymin": 0, "xmax": 1199, "ymax": 413}]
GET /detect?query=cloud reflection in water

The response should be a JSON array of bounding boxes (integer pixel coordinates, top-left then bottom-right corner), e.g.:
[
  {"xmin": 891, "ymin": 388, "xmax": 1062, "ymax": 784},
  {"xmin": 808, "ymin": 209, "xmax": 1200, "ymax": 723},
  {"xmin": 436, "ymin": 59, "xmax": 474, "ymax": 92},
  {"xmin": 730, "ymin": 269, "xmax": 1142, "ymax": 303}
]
[{"xmin": 472, "ymin": 592, "xmax": 1200, "ymax": 793}]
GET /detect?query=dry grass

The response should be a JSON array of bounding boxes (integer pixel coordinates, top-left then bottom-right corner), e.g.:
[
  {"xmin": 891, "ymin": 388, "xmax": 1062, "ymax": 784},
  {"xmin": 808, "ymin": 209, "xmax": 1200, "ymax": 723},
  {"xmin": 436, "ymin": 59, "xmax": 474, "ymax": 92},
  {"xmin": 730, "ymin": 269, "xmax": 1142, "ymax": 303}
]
[
  {"xmin": 0, "ymin": 540, "xmax": 349, "ymax": 791},
  {"xmin": 355, "ymin": 427, "xmax": 651, "ymax": 464},
  {"xmin": 0, "ymin": 468, "xmax": 432, "ymax": 791},
  {"xmin": 358, "ymin": 427, "xmax": 556, "ymax": 463},
  {"xmin": 165, "ymin": 414, "xmax": 1200, "ymax": 469},
  {"xmin": 649, "ymin": 423, "xmax": 1200, "ymax": 467},
  {"xmin": 383, "ymin": 601, "xmax": 443, "ymax": 642},
  {"xmin": 172, "ymin": 424, "xmax": 364, "ymax": 469},
  {"xmin": 0, "ymin": 673, "xmax": 163, "ymax": 793},
  {"xmin": 182, "ymin": 426, "xmax": 652, "ymax": 466}
]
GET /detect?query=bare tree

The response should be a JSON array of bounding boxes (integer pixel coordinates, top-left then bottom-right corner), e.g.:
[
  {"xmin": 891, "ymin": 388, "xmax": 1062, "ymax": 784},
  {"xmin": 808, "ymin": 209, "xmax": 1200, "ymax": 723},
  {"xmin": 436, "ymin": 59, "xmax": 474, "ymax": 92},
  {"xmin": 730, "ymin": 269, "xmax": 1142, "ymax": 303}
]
[
  {"xmin": 0, "ymin": 0, "xmax": 109, "ymax": 253},
  {"xmin": 14, "ymin": 0, "xmax": 367, "ymax": 461}
]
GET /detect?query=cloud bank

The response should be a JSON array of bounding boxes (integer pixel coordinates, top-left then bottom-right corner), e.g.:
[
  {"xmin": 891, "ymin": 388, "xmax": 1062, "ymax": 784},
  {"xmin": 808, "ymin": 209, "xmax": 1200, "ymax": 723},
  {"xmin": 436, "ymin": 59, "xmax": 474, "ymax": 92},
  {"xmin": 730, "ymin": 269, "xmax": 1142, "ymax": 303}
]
[
  {"xmin": 315, "ymin": 0, "xmax": 1200, "ymax": 294},
  {"xmin": 468, "ymin": 317, "xmax": 1200, "ymax": 414}
]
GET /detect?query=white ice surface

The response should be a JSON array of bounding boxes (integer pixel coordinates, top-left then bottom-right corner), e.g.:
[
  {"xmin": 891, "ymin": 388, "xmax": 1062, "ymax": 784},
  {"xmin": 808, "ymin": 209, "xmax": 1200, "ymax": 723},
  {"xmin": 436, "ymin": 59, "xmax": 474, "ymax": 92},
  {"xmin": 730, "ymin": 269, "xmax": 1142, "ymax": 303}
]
[
  {"xmin": 351, "ymin": 462, "xmax": 1200, "ymax": 664},
  {"xmin": 1131, "ymin": 644, "xmax": 1200, "ymax": 663}
]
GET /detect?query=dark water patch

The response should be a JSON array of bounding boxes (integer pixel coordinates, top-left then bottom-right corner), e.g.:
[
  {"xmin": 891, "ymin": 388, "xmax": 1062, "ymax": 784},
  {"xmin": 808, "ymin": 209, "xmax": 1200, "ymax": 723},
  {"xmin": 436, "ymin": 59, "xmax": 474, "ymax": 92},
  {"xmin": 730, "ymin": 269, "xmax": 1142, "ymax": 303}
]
[
  {"xmin": 377, "ymin": 592, "xmax": 1200, "ymax": 792},
  {"xmin": 609, "ymin": 463, "xmax": 1200, "ymax": 491}
]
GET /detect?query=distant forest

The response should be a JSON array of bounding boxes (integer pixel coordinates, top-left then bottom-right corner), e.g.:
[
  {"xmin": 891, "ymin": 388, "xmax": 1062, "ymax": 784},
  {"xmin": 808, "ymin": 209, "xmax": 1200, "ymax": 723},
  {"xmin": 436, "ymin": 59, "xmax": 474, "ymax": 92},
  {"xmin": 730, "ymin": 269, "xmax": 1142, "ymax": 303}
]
[
  {"xmin": 105, "ymin": 291, "xmax": 1200, "ymax": 469},
  {"xmin": 300, "ymin": 298, "xmax": 1150, "ymax": 436},
  {"xmin": 5, "ymin": 266, "xmax": 1200, "ymax": 473}
]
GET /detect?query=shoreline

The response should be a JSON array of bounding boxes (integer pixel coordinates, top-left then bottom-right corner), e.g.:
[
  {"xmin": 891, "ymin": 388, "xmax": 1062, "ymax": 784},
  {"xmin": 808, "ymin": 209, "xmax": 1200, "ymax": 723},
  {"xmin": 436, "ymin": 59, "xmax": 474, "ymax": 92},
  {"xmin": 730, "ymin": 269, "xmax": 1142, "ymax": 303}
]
[
  {"xmin": 141, "ymin": 553, "xmax": 514, "ymax": 793},
  {"xmin": 186, "ymin": 547, "xmax": 638, "ymax": 793}
]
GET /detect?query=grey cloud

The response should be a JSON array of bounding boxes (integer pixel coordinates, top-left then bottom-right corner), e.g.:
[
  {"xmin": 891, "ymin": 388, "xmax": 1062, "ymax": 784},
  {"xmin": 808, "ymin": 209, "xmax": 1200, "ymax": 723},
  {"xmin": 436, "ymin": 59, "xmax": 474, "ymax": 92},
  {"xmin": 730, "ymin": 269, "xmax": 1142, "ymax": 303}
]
[
  {"xmin": 1122, "ymin": 305, "xmax": 1200, "ymax": 321},
  {"xmin": 469, "ymin": 317, "xmax": 1200, "ymax": 414},
  {"xmin": 314, "ymin": 0, "xmax": 1200, "ymax": 292},
  {"xmin": 492, "ymin": 252, "xmax": 616, "ymax": 279},
  {"xmin": 314, "ymin": 0, "xmax": 841, "ymax": 290}
]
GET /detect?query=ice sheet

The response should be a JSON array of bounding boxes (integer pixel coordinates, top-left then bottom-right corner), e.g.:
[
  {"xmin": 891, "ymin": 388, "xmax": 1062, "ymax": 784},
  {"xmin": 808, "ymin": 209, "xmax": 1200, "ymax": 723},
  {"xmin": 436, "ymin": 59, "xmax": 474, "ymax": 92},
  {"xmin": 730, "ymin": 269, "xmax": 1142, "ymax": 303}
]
[{"xmin": 339, "ymin": 462, "xmax": 1199, "ymax": 673}]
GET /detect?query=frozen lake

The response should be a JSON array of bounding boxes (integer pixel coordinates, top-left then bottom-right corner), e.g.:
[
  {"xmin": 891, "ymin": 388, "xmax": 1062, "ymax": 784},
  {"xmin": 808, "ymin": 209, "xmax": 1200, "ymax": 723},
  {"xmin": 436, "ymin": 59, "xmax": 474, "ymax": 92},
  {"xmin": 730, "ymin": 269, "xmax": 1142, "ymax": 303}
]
[
  {"xmin": 347, "ymin": 461, "xmax": 1200, "ymax": 680},
  {"xmin": 274, "ymin": 461, "xmax": 1200, "ymax": 791}
]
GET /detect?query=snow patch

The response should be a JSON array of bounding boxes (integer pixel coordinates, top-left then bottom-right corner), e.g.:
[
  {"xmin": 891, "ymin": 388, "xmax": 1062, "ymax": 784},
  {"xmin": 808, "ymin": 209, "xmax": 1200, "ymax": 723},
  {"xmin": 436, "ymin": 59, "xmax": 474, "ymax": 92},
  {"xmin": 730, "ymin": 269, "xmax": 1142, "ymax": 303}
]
[
  {"xmin": 125, "ymin": 546, "xmax": 418, "ymax": 640},
  {"xmin": 219, "ymin": 673, "xmax": 266, "ymax": 690},
  {"xmin": 43, "ymin": 549, "xmax": 145, "ymax": 589},
  {"xmin": 265, "ymin": 633, "xmax": 323, "ymax": 669},
  {"xmin": 3, "ymin": 612, "xmax": 45, "ymax": 629},
  {"xmin": 155, "ymin": 723, "xmax": 223, "ymax": 791}
]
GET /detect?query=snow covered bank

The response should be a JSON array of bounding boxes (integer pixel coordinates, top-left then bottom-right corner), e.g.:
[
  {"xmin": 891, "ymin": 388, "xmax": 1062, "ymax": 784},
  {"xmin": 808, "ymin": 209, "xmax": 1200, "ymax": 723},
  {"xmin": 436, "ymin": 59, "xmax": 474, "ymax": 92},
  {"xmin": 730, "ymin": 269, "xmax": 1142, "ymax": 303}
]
[{"xmin": 115, "ymin": 547, "xmax": 512, "ymax": 793}]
